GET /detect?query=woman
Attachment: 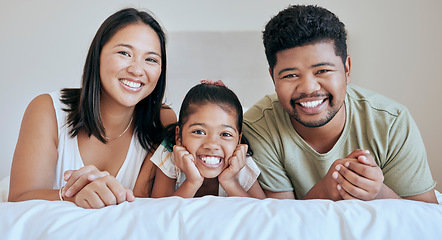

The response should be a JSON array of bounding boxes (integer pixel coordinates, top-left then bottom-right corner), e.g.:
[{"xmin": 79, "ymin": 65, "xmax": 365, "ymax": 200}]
[{"xmin": 8, "ymin": 8, "xmax": 176, "ymax": 208}]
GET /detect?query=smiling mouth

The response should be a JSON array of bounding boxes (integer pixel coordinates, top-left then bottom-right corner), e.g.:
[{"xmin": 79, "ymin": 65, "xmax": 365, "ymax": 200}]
[
  {"xmin": 298, "ymin": 99, "xmax": 325, "ymax": 108},
  {"xmin": 200, "ymin": 156, "xmax": 222, "ymax": 165},
  {"xmin": 120, "ymin": 79, "xmax": 143, "ymax": 89}
]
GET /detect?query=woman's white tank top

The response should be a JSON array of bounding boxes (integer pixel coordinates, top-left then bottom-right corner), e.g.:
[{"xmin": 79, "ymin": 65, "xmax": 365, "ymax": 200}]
[{"xmin": 49, "ymin": 91, "xmax": 147, "ymax": 190}]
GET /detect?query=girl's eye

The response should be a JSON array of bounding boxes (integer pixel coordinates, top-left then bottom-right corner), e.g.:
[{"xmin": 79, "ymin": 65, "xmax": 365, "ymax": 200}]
[
  {"xmin": 118, "ymin": 51, "xmax": 130, "ymax": 57},
  {"xmin": 221, "ymin": 132, "xmax": 233, "ymax": 138},
  {"xmin": 192, "ymin": 130, "xmax": 205, "ymax": 135}
]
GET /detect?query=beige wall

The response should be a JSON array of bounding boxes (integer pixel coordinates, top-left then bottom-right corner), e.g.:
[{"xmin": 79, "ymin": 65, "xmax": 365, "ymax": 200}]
[{"xmin": 1, "ymin": 0, "xmax": 441, "ymax": 191}]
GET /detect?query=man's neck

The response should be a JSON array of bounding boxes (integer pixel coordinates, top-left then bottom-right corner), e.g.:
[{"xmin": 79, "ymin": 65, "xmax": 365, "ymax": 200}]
[{"xmin": 291, "ymin": 105, "xmax": 346, "ymax": 154}]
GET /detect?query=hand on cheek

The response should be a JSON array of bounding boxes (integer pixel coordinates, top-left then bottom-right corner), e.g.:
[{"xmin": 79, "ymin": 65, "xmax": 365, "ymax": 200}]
[
  {"xmin": 218, "ymin": 144, "xmax": 247, "ymax": 185},
  {"xmin": 173, "ymin": 145, "xmax": 203, "ymax": 186}
]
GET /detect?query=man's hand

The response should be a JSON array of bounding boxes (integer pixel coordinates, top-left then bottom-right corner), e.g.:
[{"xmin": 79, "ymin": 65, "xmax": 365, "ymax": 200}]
[{"xmin": 333, "ymin": 149, "xmax": 384, "ymax": 200}]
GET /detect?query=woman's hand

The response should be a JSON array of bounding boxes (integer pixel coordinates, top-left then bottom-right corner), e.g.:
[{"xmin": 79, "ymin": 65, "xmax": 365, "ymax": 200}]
[
  {"xmin": 62, "ymin": 165, "xmax": 134, "ymax": 208},
  {"xmin": 73, "ymin": 175, "xmax": 134, "ymax": 208},
  {"xmin": 62, "ymin": 165, "xmax": 110, "ymax": 198}
]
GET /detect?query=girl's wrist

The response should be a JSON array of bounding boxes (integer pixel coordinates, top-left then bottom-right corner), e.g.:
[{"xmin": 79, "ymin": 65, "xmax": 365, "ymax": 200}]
[{"xmin": 219, "ymin": 178, "xmax": 239, "ymax": 189}]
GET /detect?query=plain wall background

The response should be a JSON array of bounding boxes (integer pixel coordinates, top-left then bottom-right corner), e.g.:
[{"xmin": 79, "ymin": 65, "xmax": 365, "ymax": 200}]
[{"xmin": 1, "ymin": 0, "xmax": 441, "ymax": 192}]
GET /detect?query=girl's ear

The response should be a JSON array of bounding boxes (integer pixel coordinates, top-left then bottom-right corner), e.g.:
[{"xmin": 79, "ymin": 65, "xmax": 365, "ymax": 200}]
[
  {"xmin": 175, "ymin": 126, "xmax": 182, "ymax": 146},
  {"xmin": 238, "ymin": 133, "xmax": 243, "ymax": 145}
]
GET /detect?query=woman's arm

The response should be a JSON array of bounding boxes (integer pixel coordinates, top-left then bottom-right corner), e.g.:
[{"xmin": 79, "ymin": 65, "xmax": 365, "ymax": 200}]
[{"xmin": 8, "ymin": 94, "xmax": 59, "ymax": 201}]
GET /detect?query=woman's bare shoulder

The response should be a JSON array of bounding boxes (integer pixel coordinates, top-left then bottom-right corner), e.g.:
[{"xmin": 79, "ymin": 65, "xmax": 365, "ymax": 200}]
[{"xmin": 160, "ymin": 104, "xmax": 177, "ymax": 127}]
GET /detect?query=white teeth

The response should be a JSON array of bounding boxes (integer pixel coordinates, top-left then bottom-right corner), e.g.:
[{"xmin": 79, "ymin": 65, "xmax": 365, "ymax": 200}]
[
  {"xmin": 201, "ymin": 156, "xmax": 221, "ymax": 164},
  {"xmin": 120, "ymin": 79, "xmax": 141, "ymax": 88},
  {"xmin": 299, "ymin": 100, "xmax": 323, "ymax": 108}
]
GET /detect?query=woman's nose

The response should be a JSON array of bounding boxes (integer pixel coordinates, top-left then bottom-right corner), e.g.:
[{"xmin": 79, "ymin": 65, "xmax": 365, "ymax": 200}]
[{"xmin": 127, "ymin": 59, "xmax": 144, "ymax": 76}]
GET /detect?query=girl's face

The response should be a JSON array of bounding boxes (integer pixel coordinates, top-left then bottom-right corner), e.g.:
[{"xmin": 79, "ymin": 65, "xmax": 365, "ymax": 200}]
[
  {"xmin": 177, "ymin": 103, "xmax": 241, "ymax": 178},
  {"xmin": 99, "ymin": 23, "xmax": 162, "ymax": 109}
]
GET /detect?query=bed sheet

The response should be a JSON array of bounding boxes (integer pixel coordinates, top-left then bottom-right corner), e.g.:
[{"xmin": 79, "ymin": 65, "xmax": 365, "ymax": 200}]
[{"xmin": 1, "ymin": 177, "xmax": 441, "ymax": 240}]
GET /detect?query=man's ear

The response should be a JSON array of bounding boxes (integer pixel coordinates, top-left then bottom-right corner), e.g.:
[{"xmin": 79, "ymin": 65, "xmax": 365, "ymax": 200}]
[
  {"xmin": 175, "ymin": 126, "xmax": 182, "ymax": 146},
  {"xmin": 269, "ymin": 67, "xmax": 275, "ymax": 85},
  {"xmin": 345, "ymin": 55, "xmax": 351, "ymax": 84}
]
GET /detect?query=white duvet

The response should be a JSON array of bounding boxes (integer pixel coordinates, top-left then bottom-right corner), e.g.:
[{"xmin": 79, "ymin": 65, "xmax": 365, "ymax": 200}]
[{"xmin": 1, "ymin": 177, "xmax": 441, "ymax": 240}]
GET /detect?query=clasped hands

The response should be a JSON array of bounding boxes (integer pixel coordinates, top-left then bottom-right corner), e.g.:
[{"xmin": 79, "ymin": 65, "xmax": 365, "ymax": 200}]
[
  {"xmin": 322, "ymin": 149, "xmax": 384, "ymax": 201},
  {"xmin": 60, "ymin": 165, "xmax": 134, "ymax": 209}
]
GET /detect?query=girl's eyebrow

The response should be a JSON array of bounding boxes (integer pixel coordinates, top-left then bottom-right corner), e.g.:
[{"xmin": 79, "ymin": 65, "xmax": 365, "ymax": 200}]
[
  {"xmin": 222, "ymin": 124, "xmax": 238, "ymax": 132},
  {"xmin": 188, "ymin": 123, "xmax": 238, "ymax": 132},
  {"xmin": 114, "ymin": 43, "xmax": 161, "ymax": 57}
]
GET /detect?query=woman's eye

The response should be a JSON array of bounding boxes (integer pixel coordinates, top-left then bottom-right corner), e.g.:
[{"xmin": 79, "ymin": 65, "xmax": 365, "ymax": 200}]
[
  {"xmin": 146, "ymin": 57, "xmax": 159, "ymax": 64},
  {"xmin": 118, "ymin": 51, "xmax": 130, "ymax": 57}
]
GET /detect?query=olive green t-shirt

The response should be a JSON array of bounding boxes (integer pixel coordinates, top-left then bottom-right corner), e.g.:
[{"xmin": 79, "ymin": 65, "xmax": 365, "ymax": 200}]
[{"xmin": 243, "ymin": 84, "xmax": 436, "ymax": 199}]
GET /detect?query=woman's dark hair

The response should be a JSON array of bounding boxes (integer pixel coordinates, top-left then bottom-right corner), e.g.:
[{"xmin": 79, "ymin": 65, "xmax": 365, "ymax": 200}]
[
  {"xmin": 163, "ymin": 82, "xmax": 252, "ymax": 155},
  {"xmin": 263, "ymin": 5, "xmax": 348, "ymax": 71},
  {"xmin": 61, "ymin": 8, "xmax": 167, "ymax": 151}
]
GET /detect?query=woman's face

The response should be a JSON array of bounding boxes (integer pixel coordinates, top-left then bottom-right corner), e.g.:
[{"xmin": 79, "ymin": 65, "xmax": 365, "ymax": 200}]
[
  {"xmin": 99, "ymin": 23, "xmax": 162, "ymax": 109},
  {"xmin": 177, "ymin": 103, "xmax": 241, "ymax": 178}
]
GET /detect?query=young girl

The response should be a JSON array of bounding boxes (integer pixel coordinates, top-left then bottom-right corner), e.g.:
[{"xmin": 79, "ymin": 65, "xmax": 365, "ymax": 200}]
[
  {"xmin": 151, "ymin": 80, "xmax": 265, "ymax": 198},
  {"xmin": 8, "ymin": 8, "xmax": 176, "ymax": 208}
]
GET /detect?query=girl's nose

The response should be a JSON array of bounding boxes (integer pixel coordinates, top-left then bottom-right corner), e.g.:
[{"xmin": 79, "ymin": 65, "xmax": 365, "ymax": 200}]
[{"xmin": 203, "ymin": 138, "xmax": 220, "ymax": 150}]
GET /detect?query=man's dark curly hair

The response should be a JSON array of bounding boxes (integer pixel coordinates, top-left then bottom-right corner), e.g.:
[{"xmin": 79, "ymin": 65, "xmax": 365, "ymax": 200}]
[{"xmin": 263, "ymin": 5, "xmax": 348, "ymax": 71}]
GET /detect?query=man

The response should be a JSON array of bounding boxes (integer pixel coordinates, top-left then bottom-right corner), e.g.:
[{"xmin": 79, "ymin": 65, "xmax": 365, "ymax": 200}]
[{"xmin": 243, "ymin": 5, "xmax": 437, "ymax": 203}]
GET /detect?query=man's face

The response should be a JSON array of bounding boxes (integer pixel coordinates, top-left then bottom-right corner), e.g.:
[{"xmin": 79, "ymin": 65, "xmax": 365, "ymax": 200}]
[{"xmin": 271, "ymin": 42, "xmax": 350, "ymax": 128}]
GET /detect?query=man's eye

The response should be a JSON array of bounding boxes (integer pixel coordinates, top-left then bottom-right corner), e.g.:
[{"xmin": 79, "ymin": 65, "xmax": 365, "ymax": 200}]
[
  {"xmin": 316, "ymin": 69, "xmax": 331, "ymax": 74},
  {"xmin": 282, "ymin": 74, "xmax": 298, "ymax": 79}
]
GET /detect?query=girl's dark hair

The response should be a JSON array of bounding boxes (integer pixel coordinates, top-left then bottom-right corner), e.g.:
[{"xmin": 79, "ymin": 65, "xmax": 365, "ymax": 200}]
[
  {"xmin": 263, "ymin": 5, "xmax": 348, "ymax": 71},
  {"xmin": 164, "ymin": 82, "xmax": 252, "ymax": 154},
  {"xmin": 61, "ymin": 8, "xmax": 167, "ymax": 151}
]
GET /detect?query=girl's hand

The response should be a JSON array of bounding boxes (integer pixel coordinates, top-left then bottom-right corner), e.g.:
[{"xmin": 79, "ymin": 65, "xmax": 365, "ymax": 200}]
[
  {"xmin": 62, "ymin": 165, "xmax": 110, "ymax": 198},
  {"xmin": 218, "ymin": 144, "xmax": 247, "ymax": 186},
  {"xmin": 173, "ymin": 145, "xmax": 203, "ymax": 186},
  {"xmin": 73, "ymin": 175, "xmax": 135, "ymax": 209}
]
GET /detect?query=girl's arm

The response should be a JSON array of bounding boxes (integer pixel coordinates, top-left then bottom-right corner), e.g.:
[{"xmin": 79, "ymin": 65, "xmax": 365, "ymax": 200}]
[
  {"xmin": 246, "ymin": 181, "xmax": 266, "ymax": 199},
  {"xmin": 148, "ymin": 168, "xmax": 176, "ymax": 198},
  {"xmin": 151, "ymin": 144, "xmax": 204, "ymax": 198},
  {"xmin": 219, "ymin": 144, "xmax": 265, "ymax": 199},
  {"xmin": 218, "ymin": 177, "xmax": 264, "ymax": 199},
  {"xmin": 151, "ymin": 167, "xmax": 202, "ymax": 198},
  {"xmin": 133, "ymin": 105, "xmax": 177, "ymax": 197}
]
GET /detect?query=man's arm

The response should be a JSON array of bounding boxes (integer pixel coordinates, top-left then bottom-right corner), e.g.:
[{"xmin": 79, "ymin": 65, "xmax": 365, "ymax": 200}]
[
  {"xmin": 264, "ymin": 190, "xmax": 295, "ymax": 199},
  {"xmin": 334, "ymin": 150, "xmax": 438, "ymax": 203}
]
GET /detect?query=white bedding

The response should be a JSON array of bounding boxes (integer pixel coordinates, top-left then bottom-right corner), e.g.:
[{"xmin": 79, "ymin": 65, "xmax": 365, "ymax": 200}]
[{"xmin": 1, "ymin": 176, "xmax": 441, "ymax": 240}]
